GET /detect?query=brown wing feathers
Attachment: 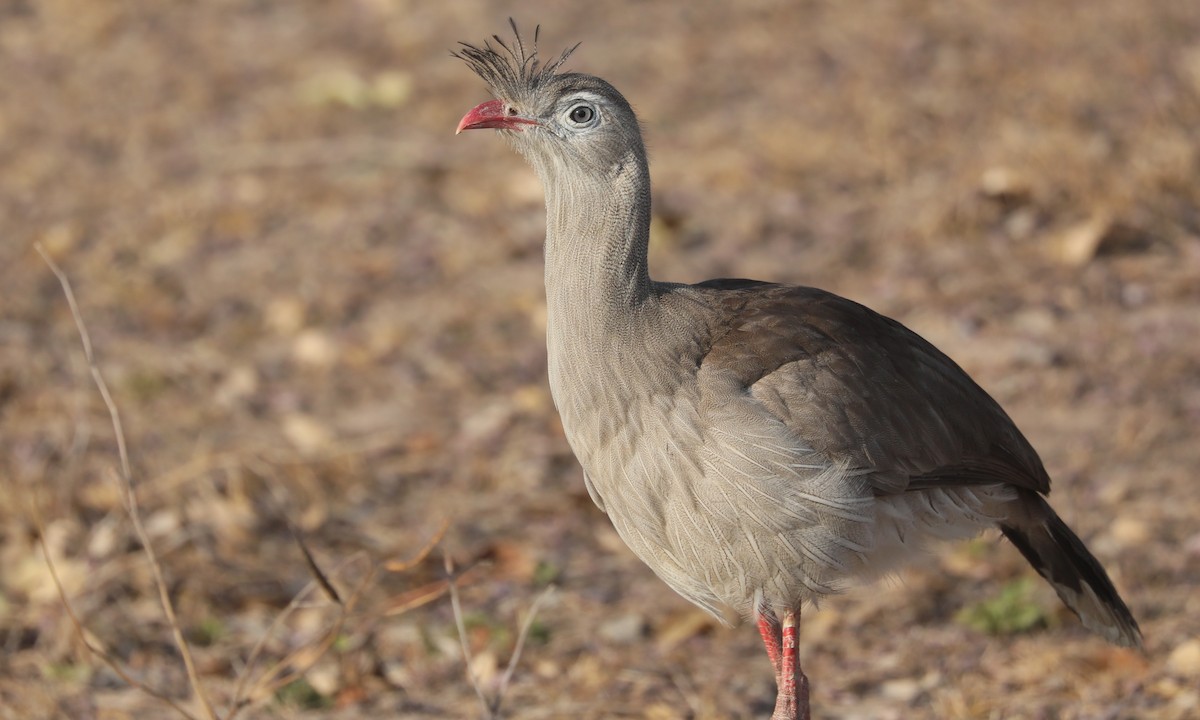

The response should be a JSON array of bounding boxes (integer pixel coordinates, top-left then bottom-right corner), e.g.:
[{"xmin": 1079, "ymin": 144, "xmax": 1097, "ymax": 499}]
[{"xmin": 701, "ymin": 284, "xmax": 1050, "ymax": 494}]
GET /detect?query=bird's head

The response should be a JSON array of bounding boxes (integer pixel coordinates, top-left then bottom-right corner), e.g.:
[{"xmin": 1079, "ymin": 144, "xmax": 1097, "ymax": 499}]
[{"xmin": 454, "ymin": 21, "xmax": 645, "ymax": 178}]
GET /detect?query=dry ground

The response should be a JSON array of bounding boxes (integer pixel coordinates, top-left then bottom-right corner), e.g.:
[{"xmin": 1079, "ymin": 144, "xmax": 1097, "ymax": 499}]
[{"xmin": 2, "ymin": 1, "xmax": 1199, "ymax": 718}]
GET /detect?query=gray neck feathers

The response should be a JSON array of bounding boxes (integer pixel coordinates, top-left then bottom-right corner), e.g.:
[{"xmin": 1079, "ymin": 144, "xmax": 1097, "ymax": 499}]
[
  {"xmin": 526, "ymin": 140, "xmax": 668, "ymax": 426},
  {"xmin": 534, "ymin": 146, "xmax": 654, "ymax": 336}
]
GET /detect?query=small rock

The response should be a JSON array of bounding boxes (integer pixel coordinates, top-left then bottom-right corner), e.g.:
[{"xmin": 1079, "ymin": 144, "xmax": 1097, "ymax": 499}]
[
  {"xmin": 1056, "ymin": 214, "xmax": 1113, "ymax": 266},
  {"xmin": 87, "ymin": 516, "xmax": 121, "ymax": 559},
  {"xmin": 459, "ymin": 400, "xmax": 516, "ymax": 447},
  {"xmin": 880, "ymin": 677, "xmax": 922, "ymax": 702},
  {"xmin": 1107, "ymin": 516, "xmax": 1151, "ymax": 547},
  {"xmin": 656, "ymin": 608, "xmax": 720, "ymax": 652},
  {"xmin": 468, "ymin": 649, "xmax": 499, "ymax": 687},
  {"xmin": 215, "ymin": 364, "xmax": 259, "ymax": 407},
  {"xmin": 305, "ymin": 659, "xmax": 340, "ymax": 696},
  {"xmin": 1166, "ymin": 639, "xmax": 1200, "ymax": 676},
  {"xmin": 1004, "ymin": 207, "xmax": 1038, "ymax": 240},
  {"xmin": 380, "ymin": 659, "xmax": 410, "ymax": 688},
  {"xmin": 144, "ymin": 509, "xmax": 181, "ymax": 539},
  {"xmin": 266, "ymin": 297, "xmax": 307, "ymax": 334},
  {"xmin": 534, "ymin": 659, "xmax": 561, "ymax": 679},
  {"xmin": 1011, "ymin": 307, "xmax": 1056, "ymax": 335},
  {"xmin": 979, "ymin": 167, "xmax": 1031, "ymax": 201},
  {"xmin": 283, "ymin": 413, "xmax": 333, "ymax": 455},
  {"xmin": 598, "ymin": 613, "xmax": 647, "ymax": 644},
  {"xmin": 293, "ymin": 328, "xmax": 339, "ymax": 367}
]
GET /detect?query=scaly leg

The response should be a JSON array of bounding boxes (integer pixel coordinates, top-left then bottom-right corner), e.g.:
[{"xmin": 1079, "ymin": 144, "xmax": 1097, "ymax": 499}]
[
  {"xmin": 756, "ymin": 604, "xmax": 782, "ymax": 682},
  {"xmin": 770, "ymin": 607, "xmax": 811, "ymax": 720}
]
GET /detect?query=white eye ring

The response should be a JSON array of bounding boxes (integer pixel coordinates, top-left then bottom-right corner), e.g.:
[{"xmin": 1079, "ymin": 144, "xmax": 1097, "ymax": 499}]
[{"xmin": 566, "ymin": 103, "xmax": 597, "ymax": 126}]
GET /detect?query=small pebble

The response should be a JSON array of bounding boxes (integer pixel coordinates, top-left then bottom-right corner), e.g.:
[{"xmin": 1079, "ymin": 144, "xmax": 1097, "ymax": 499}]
[
  {"xmin": 1166, "ymin": 638, "xmax": 1200, "ymax": 676},
  {"xmin": 598, "ymin": 613, "xmax": 647, "ymax": 644}
]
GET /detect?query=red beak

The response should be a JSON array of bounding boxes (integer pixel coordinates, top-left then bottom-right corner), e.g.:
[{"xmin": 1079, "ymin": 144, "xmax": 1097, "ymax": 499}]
[{"xmin": 456, "ymin": 99, "xmax": 540, "ymax": 135}]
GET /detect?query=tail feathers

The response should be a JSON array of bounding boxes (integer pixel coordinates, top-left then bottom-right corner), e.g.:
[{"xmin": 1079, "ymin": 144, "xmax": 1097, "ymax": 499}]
[{"xmin": 1001, "ymin": 491, "xmax": 1142, "ymax": 648}]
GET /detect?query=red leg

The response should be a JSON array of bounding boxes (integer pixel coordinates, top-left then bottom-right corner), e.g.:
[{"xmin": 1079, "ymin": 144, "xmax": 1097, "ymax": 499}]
[
  {"xmin": 756, "ymin": 605, "xmax": 782, "ymax": 681},
  {"xmin": 771, "ymin": 607, "xmax": 811, "ymax": 720}
]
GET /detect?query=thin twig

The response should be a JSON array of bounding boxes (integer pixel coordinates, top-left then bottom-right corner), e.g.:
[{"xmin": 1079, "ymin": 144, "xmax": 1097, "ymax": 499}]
[
  {"xmin": 491, "ymin": 584, "xmax": 555, "ymax": 717},
  {"xmin": 30, "ymin": 500, "xmax": 203, "ymax": 720},
  {"xmin": 237, "ymin": 548, "xmax": 381, "ymax": 713},
  {"xmin": 227, "ymin": 549, "xmax": 366, "ymax": 717},
  {"xmin": 37, "ymin": 244, "xmax": 459, "ymax": 720},
  {"xmin": 380, "ymin": 518, "xmax": 454, "ymax": 616},
  {"xmin": 224, "ymin": 460, "xmax": 447, "ymax": 715},
  {"xmin": 36, "ymin": 244, "xmax": 219, "ymax": 720},
  {"xmin": 384, "ymin": 518, "xmax": 449, "ymax": 572},
  {"xmin": 286, "ymin": 518, "xmax": 343, "ymax": 604},
  {"xmin": 382, "ymin": 579, "xmax": 452, "ymax": 617},
  {"xmin": 445, "ymin": 553, "xmax": 553, "ymax": 719},
  {"xmin": 227, "ymin": 586, "xmax": 311, "ymax": 712},
  {"xmin": 446, "ymin": 552, "xmax": 493, "ymax": 719},
  {"xmin": 230, "ymin": 516, "xmax": 449, "ymax": 718}
]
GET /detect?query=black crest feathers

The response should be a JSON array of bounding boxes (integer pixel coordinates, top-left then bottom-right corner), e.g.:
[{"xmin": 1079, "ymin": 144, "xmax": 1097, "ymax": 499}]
[{"xmin": 453, "ymin": 19, "xmax": 580, "ymax": 102}]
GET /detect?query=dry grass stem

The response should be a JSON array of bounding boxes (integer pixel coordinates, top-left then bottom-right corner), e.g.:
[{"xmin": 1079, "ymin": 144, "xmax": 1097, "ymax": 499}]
[
  {"xmin": 445, "ymin": 552, "xmax": 555, "ymax": 720},
  {"xmin": 225, "ymin": 551, "xmax": 367, "ymax": 716},
  {"xmin": 37, "ymin": 245, "xmax": 401, "ymax": 720},
  {"xmin": 445, "ymin": 552, "xmax": 493, "ymax": 718},
  {"xmin": 384, "ymin": 517, "xmax": 449, "ymax": 572},
  {"xmin": 29, "ymin": 500, "xmax": 204, "ymax": 720},
  {"xmin": 381, "ymin": 579, "xmax": 453, "ymax": 617},
  {"xmin": 493, "ymin": 584, "xmax": 556, "ymax": 715},
  {"xmin": 36, "ymin": 244, "xmax": 220, "ymax": 720},
  {"xmin": 229, "ymin": 515, "xmax": 449, "ymax": 716},
  {"xmin": 287, "ymin": 517, "xmax": 344, "ymax": 604}
]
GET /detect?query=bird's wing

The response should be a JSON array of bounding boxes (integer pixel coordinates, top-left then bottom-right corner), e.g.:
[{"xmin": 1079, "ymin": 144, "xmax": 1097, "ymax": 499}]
[
  {"xmin": 582, "ymin": 470, "xmax": 606, "ymax": 511},
  {"xmin": 693, "ymin": 281, "xmax": 1051, "ymax": 496}
]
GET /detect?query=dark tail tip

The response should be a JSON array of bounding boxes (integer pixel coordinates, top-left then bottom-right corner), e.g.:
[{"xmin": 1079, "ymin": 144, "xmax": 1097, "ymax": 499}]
[{"xmin": 1001, "ymin": 494, "xmax": 1142, "ymax": 649}]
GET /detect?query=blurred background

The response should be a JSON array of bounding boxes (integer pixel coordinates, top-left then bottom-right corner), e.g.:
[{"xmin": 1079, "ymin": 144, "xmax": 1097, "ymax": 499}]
[{"xmin": 2, "ymin": 1, "xmax": 1199, "ymax": 718}]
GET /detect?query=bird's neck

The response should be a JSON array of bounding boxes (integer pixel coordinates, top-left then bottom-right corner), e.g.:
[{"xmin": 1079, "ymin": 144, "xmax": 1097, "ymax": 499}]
[
  {"xmin": 537, "ymin": 150, "xmax": 654, "ymax": 329},
  {"xmin": 534, "ymin": 148, "xmax": 674, "ymax": 447}
]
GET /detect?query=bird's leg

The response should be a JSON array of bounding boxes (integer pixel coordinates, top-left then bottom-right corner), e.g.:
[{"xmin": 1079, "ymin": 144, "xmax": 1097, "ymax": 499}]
[
  {"xmin": 770, "ymin": 607, "xmax": 811, "ymax": 720},
  {"xmin": 756, "ymin": 604, "xmax": 783, "ymax": 683}
]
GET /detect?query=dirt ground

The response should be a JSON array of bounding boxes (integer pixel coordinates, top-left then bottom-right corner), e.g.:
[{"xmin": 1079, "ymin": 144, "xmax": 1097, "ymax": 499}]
[{"xmin": 2, "ymin": 1, "xmax": 1199, "ymax": 718}]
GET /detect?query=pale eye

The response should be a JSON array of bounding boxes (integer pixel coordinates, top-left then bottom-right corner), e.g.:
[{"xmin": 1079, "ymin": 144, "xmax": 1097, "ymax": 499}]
[{"xmin": 568, "ymin": 104, "xmax": 595, "ymax": 124}]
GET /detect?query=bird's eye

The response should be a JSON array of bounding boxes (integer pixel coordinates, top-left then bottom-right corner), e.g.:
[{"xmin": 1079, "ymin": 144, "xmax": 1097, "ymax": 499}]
[{"xmin": 567, "ymin": 104, "xmax": 596, "ymax": 125}]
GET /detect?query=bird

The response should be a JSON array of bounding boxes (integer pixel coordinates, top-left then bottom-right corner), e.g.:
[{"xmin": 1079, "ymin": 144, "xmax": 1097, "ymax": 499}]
[{"xmin": 453, "ymin": 22, "xmax": 1141, "ymax": 720}]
